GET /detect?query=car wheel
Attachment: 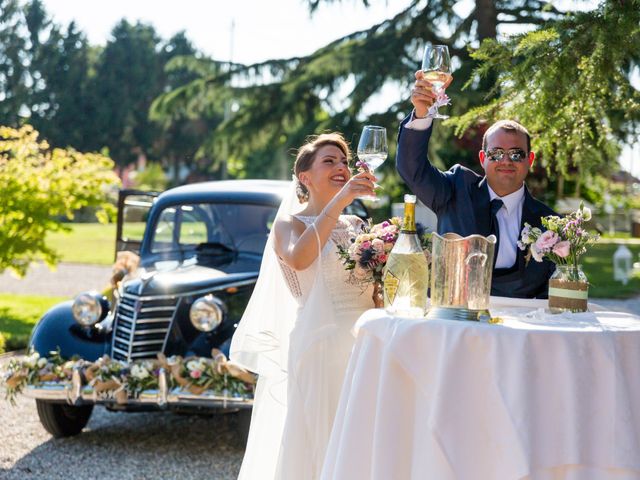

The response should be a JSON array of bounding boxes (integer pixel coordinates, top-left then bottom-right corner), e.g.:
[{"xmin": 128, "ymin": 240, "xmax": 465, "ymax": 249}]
[
  {"xmin": 233, "ymin": 409, "xmax": 252, "ymax": 446},
  {"xmin": 35, "ymin": 400, "xmax": 94, "ymax": 438}
]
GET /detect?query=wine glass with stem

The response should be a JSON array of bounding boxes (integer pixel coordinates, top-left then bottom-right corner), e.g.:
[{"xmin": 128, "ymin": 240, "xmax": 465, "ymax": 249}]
[
  {"xmin": 356, "ymin": 125, "xmax": 387, "ymax": 202},
  {"xmin": 421, "ymin": 44, "xmax": 452, "ymax": 119}
]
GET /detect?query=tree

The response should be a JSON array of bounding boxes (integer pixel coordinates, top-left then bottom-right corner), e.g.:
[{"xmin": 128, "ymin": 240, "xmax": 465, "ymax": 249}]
[
  {"xmin": 23, "ymin": 0, "xmax": 93, "ymax": 151},
  {"xmin": 0, "ymin": 0, "xmax": 29, "ymax": 124},
  {"xmin": 451, "ymin": 0, "xmax": 640, "ymax": 198},
  {"xmin": 154, "ymin": 0, "xmax": 565, "ymax": 185},
  {"xmin": 0, "ymin": 125, "xmax": 120, "ymax": 276},
  {"xmin": 150, "ymin": 32, "xmax": 219, "ymax": 185},
  {"xmin": 89, "ymin": 20, "xmax": 165, "ymax": 166}
]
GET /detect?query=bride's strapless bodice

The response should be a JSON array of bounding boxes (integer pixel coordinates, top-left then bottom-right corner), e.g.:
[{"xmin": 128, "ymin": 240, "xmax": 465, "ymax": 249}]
[{"xmin": 278, "ymin": 215, "xmax": 373, "ymax": 319}]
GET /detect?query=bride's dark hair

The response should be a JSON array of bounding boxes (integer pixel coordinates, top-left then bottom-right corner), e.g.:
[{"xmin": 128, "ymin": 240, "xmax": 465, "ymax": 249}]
[{"xmin": 293, "ymin": 133, "xmax": 351, "ymax": 202}]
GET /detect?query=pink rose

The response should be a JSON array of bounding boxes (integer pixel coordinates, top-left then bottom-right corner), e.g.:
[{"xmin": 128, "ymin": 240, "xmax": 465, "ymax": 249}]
[
  {"xmin": 534, "ymin": 230, "xmax": 559, "ymax": 252},
  {"xmin": 190, "ymin": 370, "xmax": 202, "ymax": 379},
  {"xmin": 552, "ymin": 240, "xmax": 570, "ymax": 258},
  {"xmin": 361, "ymin": 241, "xmax": 372, "ymax": 250}
]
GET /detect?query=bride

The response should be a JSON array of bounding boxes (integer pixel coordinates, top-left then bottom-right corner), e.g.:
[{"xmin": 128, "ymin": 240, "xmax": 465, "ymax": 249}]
[{"xmin": 230, "ymin": 133, "xmax": 376, "ymax": 479}]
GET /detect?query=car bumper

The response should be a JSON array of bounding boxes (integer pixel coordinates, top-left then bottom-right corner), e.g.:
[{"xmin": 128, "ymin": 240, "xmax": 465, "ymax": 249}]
[{"xmin": 23, "ymin": 368, "xmax": 253, "ymax": 410}]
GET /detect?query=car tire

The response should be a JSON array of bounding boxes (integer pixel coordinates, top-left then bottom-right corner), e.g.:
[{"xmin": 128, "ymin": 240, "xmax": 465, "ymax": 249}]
[
  {"xmin": 233, "ymin": 409, "xmax": 252, "ymax": 447},
  {"xmin": 35, "ymin": 400, "xmax": 94, "ymax": 438}
]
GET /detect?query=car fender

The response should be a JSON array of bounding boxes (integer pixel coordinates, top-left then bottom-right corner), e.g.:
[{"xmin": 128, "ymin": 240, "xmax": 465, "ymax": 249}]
[{"xmin": 29, "ymin": 301, "xmax": 109, "ymax": 361}]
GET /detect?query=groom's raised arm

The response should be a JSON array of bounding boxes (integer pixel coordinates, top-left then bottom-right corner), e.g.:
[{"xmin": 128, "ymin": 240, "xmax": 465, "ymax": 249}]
[{"xmin": 396, "ymin": 114, "xmax": 454, "ymax": 212}]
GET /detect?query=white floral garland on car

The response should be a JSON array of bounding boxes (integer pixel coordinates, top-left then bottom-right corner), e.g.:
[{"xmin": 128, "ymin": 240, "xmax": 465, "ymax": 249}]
[{"xmin": 1, "ymin": 349, "xmax": 256, "ymax": 405}]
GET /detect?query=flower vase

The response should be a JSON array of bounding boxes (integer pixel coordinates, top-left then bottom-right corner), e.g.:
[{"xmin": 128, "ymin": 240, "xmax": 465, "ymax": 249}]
[
  {"xmin": 548, "ymin": 264, "xmax": 589, "ymax": 313},
  {"xmin": 372, "ymin": 281, "xmax": 384, "ymax": 308}
]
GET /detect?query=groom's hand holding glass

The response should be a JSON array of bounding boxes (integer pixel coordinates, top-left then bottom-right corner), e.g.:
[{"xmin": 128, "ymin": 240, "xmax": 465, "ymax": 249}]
[{"xmin": 411, "ymin": 69, "xmax": 453, "ymax": 119}]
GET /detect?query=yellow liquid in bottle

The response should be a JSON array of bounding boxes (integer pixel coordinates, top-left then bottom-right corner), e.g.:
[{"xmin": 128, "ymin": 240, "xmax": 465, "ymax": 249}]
[{"xmin": 383, "ymin": 251, "xmax": 429, "ymax": 317}]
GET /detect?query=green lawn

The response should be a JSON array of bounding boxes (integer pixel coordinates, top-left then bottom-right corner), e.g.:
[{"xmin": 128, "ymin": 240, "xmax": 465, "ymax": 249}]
[
  {"xmin": 583, "ymin": 242, "xmax": 640, "ymax": 298},
  {"xmin": 47, "ymin": 223, "xmax": 116, "ymax": 265},
  {"xmin": 0, "ymin": 293, "xmax": 68, "ymax": 353}
]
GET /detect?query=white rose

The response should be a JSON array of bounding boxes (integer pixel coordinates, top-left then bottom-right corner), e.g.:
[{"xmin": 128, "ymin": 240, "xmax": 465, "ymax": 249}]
[
  {"xmin": 24, "ymin": 352, "xmax": 40, "ymax": 368},
  {"xmin": 530, "ymin": 244, "xmax": 544, "ymax": 262},
  {"xmin": 131, "ymin": 364, "xmax": 150, "ymax": 380},
  {"xmin": 37, "ymin": 358, "xmax": 48, "ymax": 368},
  {"xmin": 186, "ymin": 360, "xmax": 199, "ymax": 371}
]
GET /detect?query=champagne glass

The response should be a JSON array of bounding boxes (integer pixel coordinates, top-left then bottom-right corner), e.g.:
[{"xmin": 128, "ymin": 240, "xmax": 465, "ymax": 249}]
[
  {"xmin": 356, "ymin": 125, "xmax": 387, "ymax": 202},
  {"xmin": 421, "ymin": 44, "xmax": 452, "ymax": 119}
]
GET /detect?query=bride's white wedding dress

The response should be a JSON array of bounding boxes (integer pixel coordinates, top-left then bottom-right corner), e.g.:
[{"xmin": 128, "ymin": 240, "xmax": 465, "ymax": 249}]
[
  {"xmin": 232, "ymin": 211, "xmax": 372, "ymax": 480},
  {"xmin": 275, "ymin": 215, "xmax": 373, "ymax": 479}
]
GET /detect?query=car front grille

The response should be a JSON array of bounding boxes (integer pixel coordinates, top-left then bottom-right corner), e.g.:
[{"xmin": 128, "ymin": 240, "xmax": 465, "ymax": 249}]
[{"xmin": 111, "ymin": 293, "xmax": 179, "ymax": 362}]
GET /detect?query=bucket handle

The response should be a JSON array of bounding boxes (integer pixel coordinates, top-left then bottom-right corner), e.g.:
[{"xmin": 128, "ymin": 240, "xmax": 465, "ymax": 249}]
[{"xmin": 465, "ymin": 252, "xmax": 488, "ymax": 267}]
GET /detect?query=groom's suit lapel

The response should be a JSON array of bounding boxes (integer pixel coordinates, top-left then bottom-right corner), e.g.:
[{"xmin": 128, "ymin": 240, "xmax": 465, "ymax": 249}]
[{"xmin": 471, "ymin": 178, "xmax": 492, "ymax": 237}]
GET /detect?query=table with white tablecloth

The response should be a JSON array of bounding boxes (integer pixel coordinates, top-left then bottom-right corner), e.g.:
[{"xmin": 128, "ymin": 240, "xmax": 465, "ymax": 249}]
[{"xmin": 322, "ymin": 302, "xmax": 640, "ymax": 480}]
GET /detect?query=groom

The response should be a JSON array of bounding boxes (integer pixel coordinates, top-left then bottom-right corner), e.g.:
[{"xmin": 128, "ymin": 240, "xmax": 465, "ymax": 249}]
[{"xmin": 396, "ymin": 71, "xmax": 556, "ymax": 298}]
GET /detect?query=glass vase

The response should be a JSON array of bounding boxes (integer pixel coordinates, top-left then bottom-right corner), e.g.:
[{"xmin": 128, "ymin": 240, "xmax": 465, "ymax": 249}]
[{"xmin": 548, "ymin": 264, "xmax": 589, "ymax": 313}]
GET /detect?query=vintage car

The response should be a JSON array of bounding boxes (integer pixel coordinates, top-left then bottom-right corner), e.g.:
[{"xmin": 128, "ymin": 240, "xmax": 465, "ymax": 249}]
[{"xmin": 25, "ymin": 179, "xmax": 368, "ymax": 439}]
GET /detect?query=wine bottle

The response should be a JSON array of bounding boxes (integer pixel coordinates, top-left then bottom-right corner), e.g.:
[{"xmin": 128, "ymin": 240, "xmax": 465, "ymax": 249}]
[{"xmin": 383, "ymin": 194, "xmax": 429, "ymax": 317}]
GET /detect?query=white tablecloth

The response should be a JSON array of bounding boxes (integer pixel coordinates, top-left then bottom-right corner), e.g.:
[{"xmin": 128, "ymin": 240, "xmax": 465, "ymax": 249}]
[{"xmin": 322, "ymin": 304, "xmax": 640, "ymax": 480}]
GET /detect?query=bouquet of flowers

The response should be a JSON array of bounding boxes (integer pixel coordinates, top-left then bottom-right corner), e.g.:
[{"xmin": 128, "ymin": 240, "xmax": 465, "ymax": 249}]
[
  {"xmin": 159, "ymin": 353, "xmax": 254, "ymax": 398},
  {"xmin": 84, "ymin": 355, "xmax": 130, "ymax": 403},
  {"xmin": 517, "ymin": 203, "xmax": 599, "ymax": 272},
  {"xmin": 125, "ymin": 360, "xmax": 161, "ymax": 397},
  {"xmin": 337, "ymin": 218, "xmax": 402, "ymax": 285},
  {"xmin": 2, "ymin": 349, "xmax": 84, "ymax": 405},
  {"xmin": 338, "ymin": 218, "xmax": 431, "ymax": 286}
]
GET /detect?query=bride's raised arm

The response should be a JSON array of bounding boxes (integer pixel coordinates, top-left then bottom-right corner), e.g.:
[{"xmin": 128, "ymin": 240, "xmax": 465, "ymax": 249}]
[{"xmin": 273, "ymin": 170, "xmax": 375, "ymax": 271}]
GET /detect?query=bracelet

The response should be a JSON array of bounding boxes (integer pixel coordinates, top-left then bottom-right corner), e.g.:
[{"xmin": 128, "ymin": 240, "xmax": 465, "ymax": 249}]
[{"xmin": 322, "ymin": 209, "xmax": 339, "ymax": 221}]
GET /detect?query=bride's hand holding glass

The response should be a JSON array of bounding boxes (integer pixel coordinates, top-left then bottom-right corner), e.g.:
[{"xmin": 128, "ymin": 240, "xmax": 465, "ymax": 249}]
[
  {"xmin": 333, "ymin": 171, "xmax": 377, "ymax": 207},
  {"xmin": 356, "ymin": 125, "xmax": 387, "ymax": 201}
]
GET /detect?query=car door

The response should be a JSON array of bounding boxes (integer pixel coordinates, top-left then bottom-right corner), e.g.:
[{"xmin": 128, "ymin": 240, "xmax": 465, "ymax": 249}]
[{"xmin": 115, "ymin": 189, "xmax": 159, "ymax": 258}]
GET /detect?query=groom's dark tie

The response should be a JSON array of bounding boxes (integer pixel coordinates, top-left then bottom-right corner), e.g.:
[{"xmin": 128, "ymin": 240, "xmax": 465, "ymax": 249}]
[{"xmin": 490, "ymin": 198, "xmax": 504, "ymax": 268}]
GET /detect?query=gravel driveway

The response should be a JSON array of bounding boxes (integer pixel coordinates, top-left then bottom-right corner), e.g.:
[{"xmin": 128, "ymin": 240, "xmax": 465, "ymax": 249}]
[
  {"xmin": 0, "ymin": 262, "xmax": 112, "ymax": 297},
  {"xmin": 0, "ymin": 378, "xmax": 244, "ymax": 479}
]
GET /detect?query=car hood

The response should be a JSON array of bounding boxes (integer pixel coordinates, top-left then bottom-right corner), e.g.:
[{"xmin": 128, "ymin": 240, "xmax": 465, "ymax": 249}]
[{"xmin": 123, "ymin": 255, "xmax": 260, "ymax": 296}]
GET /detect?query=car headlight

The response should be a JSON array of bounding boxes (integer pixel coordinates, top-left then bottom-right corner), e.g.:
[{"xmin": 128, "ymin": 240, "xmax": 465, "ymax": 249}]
[
  {"xmin": 189, "ymin": 295, "xmax": 224, "ymax": 332},
  {"xmin": 72, "ymin": 291, "xmax": 108, "ymax": 327}
]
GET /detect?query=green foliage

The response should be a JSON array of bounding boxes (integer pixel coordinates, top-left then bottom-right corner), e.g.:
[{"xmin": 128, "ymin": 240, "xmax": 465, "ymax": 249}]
[
  {"xmin": 583, "ymin": 241, "xmax": 640, "ymax": 298},
  {"xmin": 0, "ymin": 5, "xmax": 208, "ymax": 183},
  {"xmin": 131, "ymin": 162, "xmax": 169, "ymax": 191},
  {"xmin": 152, "ymin": 0, "xmax": 563, "ymax": 192},
  {"xmin": 46, "ymin": 223, "xmax": 116, "ymax": 265},
  {"xmin": 450, "ymin": 0, "xmax": 640, "ymax": 195},
  {"xmin": 0, "ymin": 293, "xmax": 68, "ymax": 351},
  {"xmin": 0, "ymin": 0, "xmax": 29, "ymax": 125},
  {"xmin": 0, "ymin": 331, "xmax": 5, "ymax": 354},
  {"xmin": 0, "ymin": 125, "xmax": 120, "ymax": 276}
]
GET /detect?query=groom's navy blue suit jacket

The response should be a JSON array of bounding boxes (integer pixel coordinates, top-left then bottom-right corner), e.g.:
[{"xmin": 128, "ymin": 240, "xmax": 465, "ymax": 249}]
[{"xmin": 396, "ymin": 118, "xmax": 556, "ymax": 299}]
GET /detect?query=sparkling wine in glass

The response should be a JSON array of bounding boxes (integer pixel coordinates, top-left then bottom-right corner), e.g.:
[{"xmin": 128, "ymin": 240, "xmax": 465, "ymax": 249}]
[
  {"xmin": 421, "ymin": 44, "xmax": 452, "ymax": 119},
  {"xmin": 357, "ymin": 125, "xmax": 387, "ymax": 201}
]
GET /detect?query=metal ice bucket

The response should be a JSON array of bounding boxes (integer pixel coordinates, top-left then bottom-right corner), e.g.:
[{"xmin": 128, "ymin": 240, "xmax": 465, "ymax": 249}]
[{"xmin": 427, "ymin": 233, "xmax": 497, "ymax": 321}]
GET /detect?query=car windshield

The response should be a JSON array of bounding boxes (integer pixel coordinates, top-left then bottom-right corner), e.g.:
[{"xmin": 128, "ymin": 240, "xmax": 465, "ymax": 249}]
[{"xmin": 150, "ymin": 202, "xmax": 277, "ymax": 256}]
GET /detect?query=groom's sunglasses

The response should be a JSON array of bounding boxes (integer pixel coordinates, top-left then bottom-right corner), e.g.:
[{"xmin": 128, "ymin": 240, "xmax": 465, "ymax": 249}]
[{"xmin": 484, "ymin": 148, "xmax": 528, "ymax": 163}]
